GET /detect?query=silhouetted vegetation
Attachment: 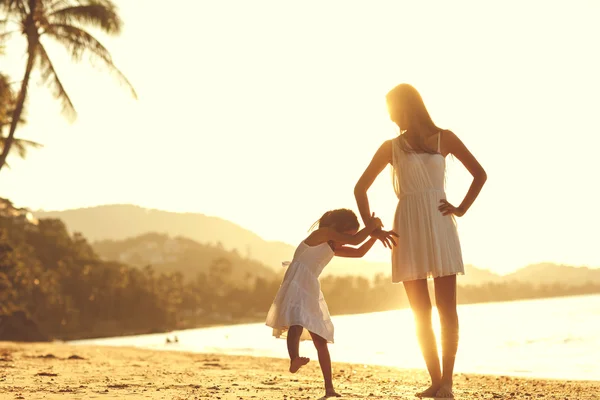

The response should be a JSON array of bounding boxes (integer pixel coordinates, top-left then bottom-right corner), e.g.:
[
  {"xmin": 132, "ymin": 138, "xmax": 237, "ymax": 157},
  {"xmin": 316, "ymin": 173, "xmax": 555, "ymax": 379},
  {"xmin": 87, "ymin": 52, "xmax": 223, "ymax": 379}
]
[
  {"xmin": 2, "ymin": 198, "xmax": 599, "ymax": 342},
  {"xmin": 35, "ymin": 204, "xmax": 295, "ymax": 270},
  {"xmin": 93, "ymin": 233, "xmax": 276, "ymax": 282}
]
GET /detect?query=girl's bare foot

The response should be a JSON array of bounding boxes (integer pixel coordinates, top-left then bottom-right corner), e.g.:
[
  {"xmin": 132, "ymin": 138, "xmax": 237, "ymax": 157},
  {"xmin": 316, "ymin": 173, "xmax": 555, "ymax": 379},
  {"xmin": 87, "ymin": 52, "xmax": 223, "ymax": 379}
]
[
  {"xmin": 435, "ymin": 381, "xmax": 454, "ymax": 398},
  {"xmin": 289, "ymin": 356, "xmax": 309, "ymax": 373},
  {"xmin": 325, "ymin": 389, "xmax": 342, "ymax": 397},
  {"xmin": 416, "ymin": 383, "xmax": 440, "ymax": 398}
]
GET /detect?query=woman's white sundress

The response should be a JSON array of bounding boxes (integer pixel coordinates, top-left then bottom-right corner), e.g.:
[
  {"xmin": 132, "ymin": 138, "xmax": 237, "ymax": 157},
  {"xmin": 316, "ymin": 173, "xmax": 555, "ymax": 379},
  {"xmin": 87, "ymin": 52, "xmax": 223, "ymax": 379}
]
[
  {"xmin": 265, "ymin": 241, "xmax": 335, "ymax": 343},
  {"xmin": 391, "ymin": 132, "xmax": 464, "ymax": 282}
]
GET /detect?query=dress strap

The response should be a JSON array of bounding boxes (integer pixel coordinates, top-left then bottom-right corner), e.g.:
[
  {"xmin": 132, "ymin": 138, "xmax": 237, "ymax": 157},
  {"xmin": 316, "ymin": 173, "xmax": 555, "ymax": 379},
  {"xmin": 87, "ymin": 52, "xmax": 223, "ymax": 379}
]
[{"xmin": 437, "ymin": 131, "xmax": 442, "ymax": 153}]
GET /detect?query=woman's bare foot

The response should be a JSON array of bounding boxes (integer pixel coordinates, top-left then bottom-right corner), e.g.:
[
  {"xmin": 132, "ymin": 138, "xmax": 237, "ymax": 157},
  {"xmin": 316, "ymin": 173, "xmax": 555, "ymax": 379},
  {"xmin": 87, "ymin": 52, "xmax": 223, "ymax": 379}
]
[
  {"xmin": 435, "ymin": 381, "xmax": 454, "ymax": 398},
  {"xmin": 289, "ymin": 356, "xmax": 309, "ymax": 373},
  {"xmin": 416, "ymin": 383, "xmax": 440, "ymax": 398},
  {"xmin": 325, "ymin": 388, "xmax": 342, "ymax": 397}
]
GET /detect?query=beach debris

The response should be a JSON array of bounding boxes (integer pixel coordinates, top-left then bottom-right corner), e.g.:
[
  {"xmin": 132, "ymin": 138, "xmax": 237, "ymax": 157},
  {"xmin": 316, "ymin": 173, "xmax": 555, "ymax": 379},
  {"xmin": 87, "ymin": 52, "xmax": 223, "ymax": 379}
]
[
  {"xmin": 36, "ymin": 372, "xmax": 58, "ymax": 376},
  {"xmin": 204, "ymin": 362, "xmax": 222, "ymax": 367},
  {"xmin": 108, "ymin": 384, "xmax": 129, "ymax": 389},
  {"xmin": 68, "ymin": 354, "xmax": 86, "ymax": 360}
]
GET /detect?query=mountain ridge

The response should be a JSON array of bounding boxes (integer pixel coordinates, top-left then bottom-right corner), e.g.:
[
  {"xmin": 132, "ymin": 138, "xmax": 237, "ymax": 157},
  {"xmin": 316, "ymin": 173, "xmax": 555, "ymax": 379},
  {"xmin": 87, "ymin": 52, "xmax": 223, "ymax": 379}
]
[{"xmin": 34, "ymin": 204, "xmax": 600, "ymax": 285}]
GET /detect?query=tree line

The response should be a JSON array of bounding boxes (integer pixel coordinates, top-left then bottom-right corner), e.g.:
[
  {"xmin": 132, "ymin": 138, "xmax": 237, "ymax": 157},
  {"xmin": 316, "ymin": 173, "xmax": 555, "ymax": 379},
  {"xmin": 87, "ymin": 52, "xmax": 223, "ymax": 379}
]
[{"xmin": 2, "ymin": 200, "xmax": 599, "ymax": 341}]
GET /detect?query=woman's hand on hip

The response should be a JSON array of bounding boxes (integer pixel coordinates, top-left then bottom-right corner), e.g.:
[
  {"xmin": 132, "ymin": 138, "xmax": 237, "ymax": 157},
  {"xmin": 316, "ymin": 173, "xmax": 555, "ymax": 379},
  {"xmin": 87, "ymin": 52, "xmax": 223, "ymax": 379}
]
[{"xmin": 438, "ymin": 199, "xmax": 465, "ymax": 217}]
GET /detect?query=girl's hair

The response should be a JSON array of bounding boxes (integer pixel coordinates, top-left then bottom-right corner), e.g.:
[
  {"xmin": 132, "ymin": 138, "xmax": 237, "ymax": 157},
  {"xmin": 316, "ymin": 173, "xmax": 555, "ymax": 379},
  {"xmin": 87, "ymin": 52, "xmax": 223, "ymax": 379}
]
[
  {"xmin": 386, "ymin": 83, "xmax": 444, "ymax": 154},
  {"xmin": 310, "ymin": 208, "xmax": 360, "ymax": 232}
]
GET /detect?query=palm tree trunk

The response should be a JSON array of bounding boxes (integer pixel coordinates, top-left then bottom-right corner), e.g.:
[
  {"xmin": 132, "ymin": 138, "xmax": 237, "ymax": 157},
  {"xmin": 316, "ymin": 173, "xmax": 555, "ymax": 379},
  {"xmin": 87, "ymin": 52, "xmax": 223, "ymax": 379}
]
[{"xmin": 0, "ymin": 51, "xmax": 35, "ymax": 174}]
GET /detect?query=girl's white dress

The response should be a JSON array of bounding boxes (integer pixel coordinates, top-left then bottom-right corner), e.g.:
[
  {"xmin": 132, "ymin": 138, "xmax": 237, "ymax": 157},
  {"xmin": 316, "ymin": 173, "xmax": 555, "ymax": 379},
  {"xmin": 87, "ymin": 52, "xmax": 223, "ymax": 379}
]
[
  {"xmin": 391, "ymin": 133, "xmax": 465, "ymax": 282},
  {"xmin": 265, "ymin": 241, "xmax": 335, "ymax": 343}
]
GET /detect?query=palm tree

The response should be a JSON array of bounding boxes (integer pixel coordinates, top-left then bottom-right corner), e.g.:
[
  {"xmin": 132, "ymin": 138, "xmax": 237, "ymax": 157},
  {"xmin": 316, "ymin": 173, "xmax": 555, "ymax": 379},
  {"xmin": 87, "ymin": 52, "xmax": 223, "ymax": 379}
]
[
  {"xmin": 1, "ymin": 8, "xmax": 41, "ymax": 166},
  {"xmin": 0, "ymin": 0, "xmax": 136, "ymax": 173},
  {"xmin": 2, "ymin": 69, "xmax": 41, "ymax": 166}
]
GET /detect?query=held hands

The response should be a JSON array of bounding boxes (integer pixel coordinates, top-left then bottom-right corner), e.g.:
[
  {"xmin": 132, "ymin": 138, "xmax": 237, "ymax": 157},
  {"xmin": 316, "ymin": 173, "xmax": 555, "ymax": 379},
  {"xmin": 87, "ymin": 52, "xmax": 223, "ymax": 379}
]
[
  {"xmin": 367, "ymin": 212, "xmax": 383, "ymax": 231},
  {"xmin": 371, "ymin": 229, "xmax": 398, "ymax": 249},
  {"xmin": 367, "ymin": 212, "xmax": 399, "ymax": 249},
  {"xmin": 438, "ymin": 199, "xmax": 465, "ymax": 217}
]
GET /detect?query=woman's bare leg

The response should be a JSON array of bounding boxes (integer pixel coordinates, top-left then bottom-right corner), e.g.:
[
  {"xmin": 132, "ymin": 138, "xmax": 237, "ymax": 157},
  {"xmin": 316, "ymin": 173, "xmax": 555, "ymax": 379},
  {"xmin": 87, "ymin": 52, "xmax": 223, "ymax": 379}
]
[
  {"xmin": 403, "ymin": 279, "xmax": 442, "ymax": 398},
  {"xmin": 309, "ymin": 331, "xmax": 340, "ymax": 398},
  {"xmin": 287, "ymin": 325, "xmax": 309, "ymax": 373},
  {"xmin": 434, "ymin": 274, "xmax": 459, "ymax": 398}
]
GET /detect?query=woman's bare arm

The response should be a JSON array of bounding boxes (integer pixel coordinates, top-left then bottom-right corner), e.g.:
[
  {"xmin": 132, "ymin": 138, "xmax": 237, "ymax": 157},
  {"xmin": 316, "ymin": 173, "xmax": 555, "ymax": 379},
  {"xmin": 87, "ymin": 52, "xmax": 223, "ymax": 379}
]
[
  {"xmin": 354, "ymin": 140, "xmax": 397, "ymax": 247},
  {"xmin": 354, "ymin": 140, "xmax": 393, "ymax": 224},
  {"xmin": 439, "ymin": 131, "xmax": 487, "ymax": 216}
]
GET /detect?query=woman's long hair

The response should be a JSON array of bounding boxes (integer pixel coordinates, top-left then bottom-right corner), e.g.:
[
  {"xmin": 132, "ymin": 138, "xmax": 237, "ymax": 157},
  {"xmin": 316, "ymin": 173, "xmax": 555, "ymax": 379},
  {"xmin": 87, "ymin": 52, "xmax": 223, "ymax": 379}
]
[{"xmin": 386, "ymin": 83, "xmax": 444, "ymax": 154}]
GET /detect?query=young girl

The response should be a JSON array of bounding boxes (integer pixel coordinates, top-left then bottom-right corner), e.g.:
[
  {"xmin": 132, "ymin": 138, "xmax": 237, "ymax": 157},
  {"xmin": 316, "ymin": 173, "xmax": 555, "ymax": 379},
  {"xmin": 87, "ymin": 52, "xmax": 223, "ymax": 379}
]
[{"xmin": 265, "ymin": 208, "xmax": 397, "ymax": 398}]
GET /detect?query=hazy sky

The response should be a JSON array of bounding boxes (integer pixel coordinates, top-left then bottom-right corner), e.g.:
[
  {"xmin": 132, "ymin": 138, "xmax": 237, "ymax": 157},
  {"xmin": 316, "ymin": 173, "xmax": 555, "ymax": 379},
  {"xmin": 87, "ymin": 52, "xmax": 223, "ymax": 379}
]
[{"xmin": 1, "ymin": 0, "xmax": 599, "ymax": 274}]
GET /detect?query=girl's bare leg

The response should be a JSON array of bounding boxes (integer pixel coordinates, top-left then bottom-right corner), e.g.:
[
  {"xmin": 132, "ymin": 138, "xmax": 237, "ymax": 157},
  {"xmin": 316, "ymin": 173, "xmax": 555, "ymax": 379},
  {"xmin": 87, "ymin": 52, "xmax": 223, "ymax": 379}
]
[
  {"xmin": 403, "ymin": 279, "xmax": 442, "ymax": 398},
  {"xmin": 287, "ymin": 325, "xmax": 309, "ymax": 373},
  {"xmin": 434, "ymin": 275, "xmax": 459, "ymax": 398},
  {"xmin": 309, "ymin": 331, "xmax": 341, "ymax": 398}
]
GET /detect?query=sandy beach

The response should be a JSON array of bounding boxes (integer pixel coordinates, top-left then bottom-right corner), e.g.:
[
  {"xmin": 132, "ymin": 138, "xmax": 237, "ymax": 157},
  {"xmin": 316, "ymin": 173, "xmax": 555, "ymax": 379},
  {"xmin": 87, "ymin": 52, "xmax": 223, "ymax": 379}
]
[{"xmin": 0, "ymin": 342, "xmax": 597, "ymax": 399}]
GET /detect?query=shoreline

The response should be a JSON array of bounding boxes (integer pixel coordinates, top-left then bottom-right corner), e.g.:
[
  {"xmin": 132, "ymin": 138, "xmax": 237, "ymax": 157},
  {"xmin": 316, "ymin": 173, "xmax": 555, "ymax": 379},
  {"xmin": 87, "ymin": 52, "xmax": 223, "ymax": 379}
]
[
  {"xmin": 62, "ymin": 292, "xmax": 600, "ymax": 342},
  {"xmin": 1, "ymin": 342, "xmax": 598, "ymax": 399}
]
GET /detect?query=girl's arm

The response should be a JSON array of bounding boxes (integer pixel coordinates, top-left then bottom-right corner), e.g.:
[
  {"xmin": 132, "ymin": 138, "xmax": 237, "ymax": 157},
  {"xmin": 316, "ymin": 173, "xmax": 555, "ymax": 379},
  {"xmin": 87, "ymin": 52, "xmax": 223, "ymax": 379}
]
[
  {"xmin": 334, "ymin": 237, "xmax": 378, "ymax": 258},
  {"xmin": 438, "ymin": 131, "xmax": 487, "ymax": 217},
  {"xmin": 305, "ymin": 214, "xmax": 382, "ymax": 247}
]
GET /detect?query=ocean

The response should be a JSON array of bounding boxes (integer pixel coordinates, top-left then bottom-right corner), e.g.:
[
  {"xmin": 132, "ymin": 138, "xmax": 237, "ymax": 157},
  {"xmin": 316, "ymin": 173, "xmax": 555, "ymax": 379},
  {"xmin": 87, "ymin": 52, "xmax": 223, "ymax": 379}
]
[{"xmin": 72, "ymin": 294, "xmax": 600, "ymax": 381}]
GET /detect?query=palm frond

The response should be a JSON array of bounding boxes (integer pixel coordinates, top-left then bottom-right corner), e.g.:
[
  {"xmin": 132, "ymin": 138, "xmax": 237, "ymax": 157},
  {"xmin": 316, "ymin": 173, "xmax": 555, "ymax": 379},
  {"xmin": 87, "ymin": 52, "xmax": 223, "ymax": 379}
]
[
  {"xmin": 0, "ymin": 29, "xmax": 17, "ymax": 41},
  {"xmin": 0, "ymin": 136, "xmax": 42, "ymax": 158},
  {"xmin": 48, "ymin": 2, "xmax": 122, "ymax": 35},
  {"xmin": 36, "ymin": 42, "xmax": 77, "ymax": 121},
  {"xmin": 0, "ymin": 0, "xmax": 26, "ymax": 15},
  {"xmin": 0, "ymin": 136, "xmax": 42, "ymax": 159},
  {"xmin": 44, "ymin": 24, "xmax": 137, "ymax": 99},
  {"xmin": 46, "ymin": 0, "xmax": 73, "ymax": 13},
  {"xmin": 45, "ymin": 23, "xmax": 111, "ymax": 62}
]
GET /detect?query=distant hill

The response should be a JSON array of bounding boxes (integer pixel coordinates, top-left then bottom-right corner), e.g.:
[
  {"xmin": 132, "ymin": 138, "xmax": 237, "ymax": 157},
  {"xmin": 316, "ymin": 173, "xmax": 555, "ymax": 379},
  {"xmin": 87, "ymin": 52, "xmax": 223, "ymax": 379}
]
[
  {"xmin": 93, "ymin": 232, "xmax": 276, "ymax": 282},
  {"xmin": 460, "ymin": 264, "xmax": 503, "ymax": 286},
  {"xmin": 504, "ymin": 262, "xmax": 600, "ymax": 286},
  {"xmin": 34, "ymin": 204, "xmax": 600, "ymax": 286},
  {"xmin": 34, "ymin": 205, "xmax": 293, "ymax": 269},
  {"xmin": 34, "ymin": 204, "xmax": 393, "ymax": 277}
]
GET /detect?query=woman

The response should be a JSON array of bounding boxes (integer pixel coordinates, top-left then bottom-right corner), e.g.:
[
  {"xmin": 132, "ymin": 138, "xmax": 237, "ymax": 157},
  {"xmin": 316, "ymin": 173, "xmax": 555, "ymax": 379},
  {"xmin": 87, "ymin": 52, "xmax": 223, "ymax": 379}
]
[{"xmin": 354, "ymin": 83, "xmax": 487, "ymax": 398}]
